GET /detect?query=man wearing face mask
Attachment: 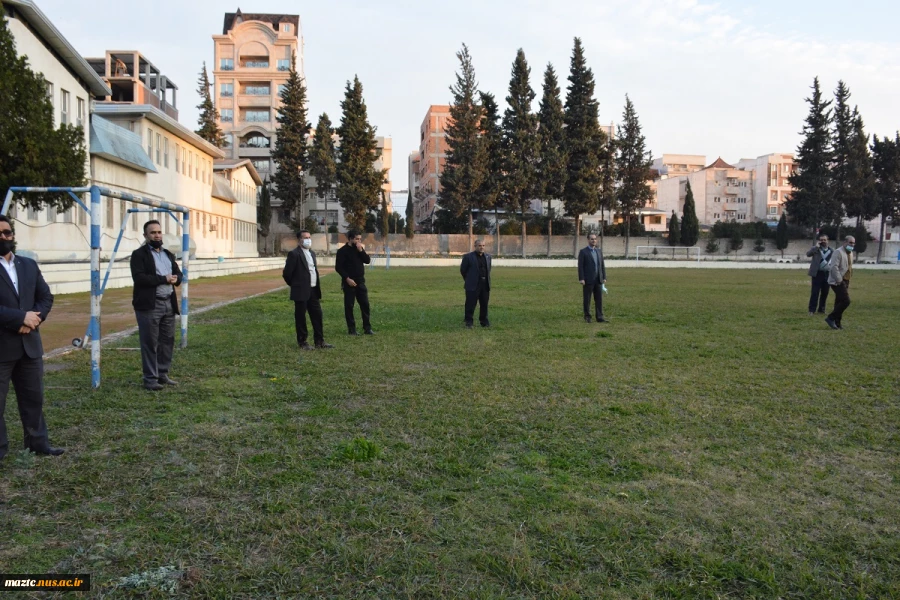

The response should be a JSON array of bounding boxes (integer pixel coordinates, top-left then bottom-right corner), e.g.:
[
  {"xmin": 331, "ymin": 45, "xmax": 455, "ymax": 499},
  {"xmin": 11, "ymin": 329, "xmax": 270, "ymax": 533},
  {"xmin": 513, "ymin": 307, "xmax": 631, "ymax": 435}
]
[
  {"xmin": 283, "ymin": 230, "xmax": 333, "ymax": 350},
  {"xmin": 131, "ymin": 220, "xmax": 182, "ymax": 390},
  {"xmin": 0, "ymin": 215, "xmax": 63, "ymax": 458},
  {"xmin": 578, "ymin": 234, "xmax": 607, "ymax": 323},
  {"xmin": 335, "ymin": 230, "xmax": 373, "ymax": 335},
  {"xmin": 825, "ymin": 235, "xmax": 855, "ymax": 330},
  {"xmin": 805, "ymin": 233, "xmax": 833, "ymax": 315},
  {"xmin": 460, "ymin": 239, "xmax": 492, "ymax": 328}
]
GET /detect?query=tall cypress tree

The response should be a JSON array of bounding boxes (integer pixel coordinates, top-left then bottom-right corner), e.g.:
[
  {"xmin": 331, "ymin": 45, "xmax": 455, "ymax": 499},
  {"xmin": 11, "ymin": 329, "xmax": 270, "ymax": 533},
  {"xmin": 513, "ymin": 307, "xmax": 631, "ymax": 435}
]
[
  {"xmin": 257, "ymin": 178, "xmax": 272, "ymax": 254},
  {"xmin": 336, "ymin": 76, "xmax": 385, "ymax": 231},
  {"xmin": 309, "ymin": 112, "xmax": 337, "ymax": 249},
  {"xmin": 615, "ymin": 95, "xmax": 653, "ymax": 257},
  {"xmin": 871, "ymin": 133, "xmax": 900, "ymax": 262},
  {"xmin": 680, "ymin": 180, "xmax": 700, "ymax": 246},
  {"xmin": 668, "ymin": 211, "xmax": 680, "ymax": 246},
  {"xmin": 562, "ymin": 38, "xmax": 602, "ymax": 255},
  {"xmin": 830, "ymin": 80, "xmax": 853, "ymax": 227},
  {"xmin": 775, "ymin": 212, "xmax": 789, "ymax": 257},
  {"xmin": 271, "ymin": 55, "xmax": 309, "ymax": 214},
  {"xmin": 786, "ymin": 78, "xmax": 836, "ymax": 230},
  {"xmin": 405, "ymin": 189, "xmax": 414, "ymax": 238},
  {"xmin": 476, "ymin": 91, "xmax": 504, "ymax": 255},
  {"xmin": 439, "ymin": 44, "xmax": 486, "ymax": 244},
  {"xmin": 597, "ymin": 130, "xmax": 615, "ymax": 251},
  {"xmin": 501, "ymin": 49, "xmax": 540, "ymax": 258},
  {"xmin": 845, "ymin": 110, "xmax": 877, "ymax": 226},
  {"xmin": 195, "ymin": 62, "xmax": 223, "ymax": 146},
  {"xmin": 536, "ymin": 63, "xmax": 567, "ymax": 256},
  {"xmin": 0, "ymin": 14, "xmax": 86, "ymax": 211}
]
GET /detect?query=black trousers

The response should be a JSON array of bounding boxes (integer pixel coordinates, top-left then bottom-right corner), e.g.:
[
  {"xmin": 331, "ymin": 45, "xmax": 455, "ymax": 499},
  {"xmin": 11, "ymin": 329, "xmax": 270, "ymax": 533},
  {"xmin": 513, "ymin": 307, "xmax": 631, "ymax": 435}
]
[
  {"xmin": 808, "ymin": 271, "xmax": 830, "ymax": 313},
  {"xmin": 0, "ymin": 355, "xmax": 49, "ymax": 459},
  {"xmin": 343, "ymin": 283, "xmax": 371, "ymax": 332},
  {"xmin": 465, "ymin": 282, "xmax": 490, "ymax": 326},
  {"xmin": 135, "ymin": 297, "xmax": 176, "ymax": 385},
  {"xmin": 828, "ymin": 281, "xmax": 851, "ymax": 325},
  {"xmin": 294, "ymin": 297, "xmax": 324, "ymax": 345},
  {"xmin": 583, "ymin": 280, "xmax": 604, "ymax": 319}
]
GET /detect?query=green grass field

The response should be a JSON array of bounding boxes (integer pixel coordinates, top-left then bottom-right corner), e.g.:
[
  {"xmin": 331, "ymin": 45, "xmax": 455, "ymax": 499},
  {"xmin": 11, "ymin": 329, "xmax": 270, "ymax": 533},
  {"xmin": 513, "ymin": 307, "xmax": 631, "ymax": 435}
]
[{"xmin": 2, "ymin": 267, "xmax": 899, "ymax": 599}]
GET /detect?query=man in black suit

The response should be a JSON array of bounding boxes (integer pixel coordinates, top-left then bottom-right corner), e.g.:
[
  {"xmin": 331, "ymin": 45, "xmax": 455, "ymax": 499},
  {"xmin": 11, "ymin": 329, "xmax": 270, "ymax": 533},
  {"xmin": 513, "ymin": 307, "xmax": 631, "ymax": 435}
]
[
  {"xmin": 131, "ymin": 220, "xmax": 182, "ymax": 391},
  {"xmin": 335, "ymin": 229, "xmax": 373, "ymax": 335},
  {"xmin": 577, "ymin": 233, "xmax": 607, "ymax": 323},
  {"xmin": 0, "ymin": 215, "xmax": 63, "ymax": 458},
  {"xmin": 283, "ymin": 230, "xmax": 333, "ymax": 350},
  {"xmin": 460, "ymin": 239, "xmax": 492, "ymax": 328}
]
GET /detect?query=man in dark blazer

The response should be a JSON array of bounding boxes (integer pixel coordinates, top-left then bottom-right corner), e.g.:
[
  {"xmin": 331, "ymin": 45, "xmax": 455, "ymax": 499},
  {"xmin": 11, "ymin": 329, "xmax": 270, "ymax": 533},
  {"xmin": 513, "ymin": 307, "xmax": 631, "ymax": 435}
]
[
  {"xmin": 131, "ymin": 220, "xmax": 182, "ymax": 391},
  {"xmin": 283, "ymin": 230, "xmax": 333, "ymax": 350},
  {"xmin": 460, "ymin": 239, "xmax": 492, "ymax": 328},
  {"xmin": 334, "ymin": 229, "xmax": 373, "ymax": 335},
  {"xmin": 0, "ymin": 215, "xmax": 63, "ymax": 458},
  {"xmin": 805, "ymin": 233, "xmax": 833, "ymax": 315},
  {"xmin": 577, "ymin": 233, "xmax": 607, "ymax": 323}
]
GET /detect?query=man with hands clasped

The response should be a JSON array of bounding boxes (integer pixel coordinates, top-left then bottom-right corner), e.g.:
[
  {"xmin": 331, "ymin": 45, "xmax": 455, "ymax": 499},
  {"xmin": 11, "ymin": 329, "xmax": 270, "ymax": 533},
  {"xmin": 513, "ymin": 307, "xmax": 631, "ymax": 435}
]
[{"xmin": 577, "ymin": 234, "xmax": 607, "ymax": 323}]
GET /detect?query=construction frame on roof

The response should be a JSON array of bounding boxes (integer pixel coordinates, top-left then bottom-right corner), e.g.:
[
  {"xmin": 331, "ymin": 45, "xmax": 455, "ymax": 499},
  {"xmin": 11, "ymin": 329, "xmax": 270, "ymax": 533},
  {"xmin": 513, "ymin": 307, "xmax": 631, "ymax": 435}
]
[{"xmin": 1, "ymin": 185, "xmax": 191, "ymax": 389}]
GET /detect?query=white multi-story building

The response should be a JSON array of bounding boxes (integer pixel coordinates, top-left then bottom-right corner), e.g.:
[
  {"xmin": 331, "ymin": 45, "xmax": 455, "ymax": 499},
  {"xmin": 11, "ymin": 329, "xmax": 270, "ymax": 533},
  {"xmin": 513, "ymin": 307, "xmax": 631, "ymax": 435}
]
[
  {"xmin": 735, "ymin": 153, "xmax": 795, "ymax": 222},
  {"xmin": 657, "ymin": 158, "xmax": 755, "ymax": 226}
]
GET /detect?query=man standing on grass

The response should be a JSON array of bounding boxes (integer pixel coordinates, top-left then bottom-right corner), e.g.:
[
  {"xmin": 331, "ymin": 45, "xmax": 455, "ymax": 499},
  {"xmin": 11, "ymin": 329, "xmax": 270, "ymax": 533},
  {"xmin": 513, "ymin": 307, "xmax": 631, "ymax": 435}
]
[
  {"xmin": 131, "ymin": 220, "xmax": 182, "ymax": 391},
  {"xmin": 460, "ymin": 239, "xmax": 491, "ymax": 328},
  {"xmin": 825, "ymin": 235, "xmax": 855, "ymax": 330},
  {"xmin": 335, "ymin": 230, "xmax": 374, "ymax": 336},
  {"xmin": 577, "ymin": 234, "xmax": 607, "ymax": 323},
  {"xmin": 0, "ymin": 215, "xmax": 64, "ymax": 457},
  {"xmin": 806, "ymin": 233, "xmax": 833, "ymax": 315},
  {"xmin": 283, "ymin": 230, "xmax": 333, "ymax": 350}
]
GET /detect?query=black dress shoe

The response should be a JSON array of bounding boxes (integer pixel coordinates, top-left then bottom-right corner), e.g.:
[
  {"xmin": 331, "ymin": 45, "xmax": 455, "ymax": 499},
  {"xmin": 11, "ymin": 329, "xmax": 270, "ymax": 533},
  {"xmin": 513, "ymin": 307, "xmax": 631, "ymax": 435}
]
[
  {"xmin": 159, "ymin": 376, "xmax": 178, "ymax": 386},
  {"xmin": 29, "ymin": 445, "xmax": 65, "ymax": 456},
  {"xmin": 144, "ymin": 382, "xmax": 165, "ymax": 391},
  {"xmin": 824, "ymin": 317, "xmax": 839, "ymax": 330},
  {"xmin": 315, "ymin": 341, "xmax": 335, "ymax": 349},
  {"xmin": 584, "ymin": 316, "xmax": 592, "ymax": 323},
  {"xmin": 364, "ymin": 329, "xmax": 375, "ymax": 335},
  {"xmin": 299, "ymin": 342, "xmax": 314, "ymax": 351},
  {"xmin": 465, "ymin": 323, "xmax": 473, "ymax": 329},
  {"xmin": 348, "ymin": 330, "xmax": 360, "ymax": 336},
  {"xmin": 597, "ymin": 318, "xmax": 608, "ymax": 323}
]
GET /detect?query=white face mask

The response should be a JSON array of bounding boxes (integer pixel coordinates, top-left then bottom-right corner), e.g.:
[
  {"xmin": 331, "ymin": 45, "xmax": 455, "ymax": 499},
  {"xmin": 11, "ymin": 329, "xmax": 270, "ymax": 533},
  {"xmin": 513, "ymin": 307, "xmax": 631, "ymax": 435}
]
[{"xmin": 301, "ymin": 239, "xmax": 312, "ymax": 249}]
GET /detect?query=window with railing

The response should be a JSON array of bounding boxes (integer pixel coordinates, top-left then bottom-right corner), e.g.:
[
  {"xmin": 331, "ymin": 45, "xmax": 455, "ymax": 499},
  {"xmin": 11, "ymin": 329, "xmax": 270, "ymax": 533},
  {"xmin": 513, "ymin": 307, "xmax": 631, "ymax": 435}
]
[
  {"xmin": 220, "ymin": 58, "xmax": 234, "ymax": 70},
  {"xmin": 221, "ymin": 109, "xmax": 233, "ymax": 122},
  {"xmin": 244, "ymin": 110, "xmax": 269, "ymax": 122},
  {"xmin": 242, "ymin": 57, "xmax": 269, "ymax": 68},
  {"xmin": 241, "ymin": 134, "xmax": 270, "ymax": 148},
  {"xmin": 277, "ymin": 59, "xmax": 290, "ymax": 71},
  {"xmin": 220, "ymin": 83, "xmax": 233, "ymax": 97},
  {"xmin": 244, "ymin": 85, "xmax": 270, "ymax": 96}
]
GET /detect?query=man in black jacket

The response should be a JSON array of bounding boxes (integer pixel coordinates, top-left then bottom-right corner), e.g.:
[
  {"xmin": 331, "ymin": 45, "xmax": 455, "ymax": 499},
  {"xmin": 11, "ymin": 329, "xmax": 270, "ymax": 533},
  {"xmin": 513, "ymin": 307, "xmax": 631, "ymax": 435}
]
[
  {"xmin": 0, "ymin": 215, "xmax": 63, "ymax": 458},
  {"xmin": 335, "ymin": 230, "xmax": 373, "ymax": 335},
  {"xmin": 131, "ymin": 220, "xmax": 182, "ymax": 391},
  {"xmin": 577, "ymin": 234, "xmax": 607, "ymax": 323},
  {"xmin": 460, "ymin": 239, "xmax": 492, "ymax": 328},
  {"xmin": 282, "ymin": 230, "xmax": 333, "ymax": 350}
]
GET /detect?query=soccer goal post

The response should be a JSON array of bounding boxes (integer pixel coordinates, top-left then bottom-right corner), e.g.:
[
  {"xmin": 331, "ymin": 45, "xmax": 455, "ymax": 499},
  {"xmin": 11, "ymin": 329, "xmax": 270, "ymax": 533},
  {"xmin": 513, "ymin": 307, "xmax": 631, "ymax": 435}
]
[
  {"xmin": 635, "ymin": 245, "xmax": 701, "ymax": 263},
  {"xmin": 1, "ymin": 185, "xmax": 191, "ymax": 389}
]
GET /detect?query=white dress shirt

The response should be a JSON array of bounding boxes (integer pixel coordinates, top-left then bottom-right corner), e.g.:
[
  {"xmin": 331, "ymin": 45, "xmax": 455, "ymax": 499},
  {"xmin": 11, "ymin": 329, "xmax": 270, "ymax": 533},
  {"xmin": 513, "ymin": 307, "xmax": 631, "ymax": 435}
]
[
  {"xmin": 1, "ymin": 253, "xmax": 18, "ymax": 294},
  {"xmin": 301, "ymin": 247, "xmax": 317, "ymax": 287}
]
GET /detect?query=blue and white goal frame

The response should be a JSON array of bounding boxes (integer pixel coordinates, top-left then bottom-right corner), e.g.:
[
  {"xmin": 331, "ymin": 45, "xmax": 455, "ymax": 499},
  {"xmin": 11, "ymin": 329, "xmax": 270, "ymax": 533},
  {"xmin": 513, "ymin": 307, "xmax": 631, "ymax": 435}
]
[{"xmin": 1, "ymin": 185, "xmax": 191, "ymax": 389}]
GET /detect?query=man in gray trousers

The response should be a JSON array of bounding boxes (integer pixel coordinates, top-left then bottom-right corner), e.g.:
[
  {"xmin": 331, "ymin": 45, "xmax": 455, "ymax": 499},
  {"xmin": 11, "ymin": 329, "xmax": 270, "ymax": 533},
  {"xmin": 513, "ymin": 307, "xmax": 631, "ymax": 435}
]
[{"xmin": 131, "ymin": 220, "xmax": 182, "ymax": 390}]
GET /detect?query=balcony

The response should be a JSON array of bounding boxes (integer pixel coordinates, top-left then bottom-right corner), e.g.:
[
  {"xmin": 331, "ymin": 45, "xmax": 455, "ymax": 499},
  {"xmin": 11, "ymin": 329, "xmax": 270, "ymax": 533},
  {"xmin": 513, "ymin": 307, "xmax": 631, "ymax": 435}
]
[
  {"xmin": 240, "ymin": 57, "xmax": 270, "ymax": 69},
  {"xmin": 237, "ymin": 94, "xmax": 271, "ymax": 108}
]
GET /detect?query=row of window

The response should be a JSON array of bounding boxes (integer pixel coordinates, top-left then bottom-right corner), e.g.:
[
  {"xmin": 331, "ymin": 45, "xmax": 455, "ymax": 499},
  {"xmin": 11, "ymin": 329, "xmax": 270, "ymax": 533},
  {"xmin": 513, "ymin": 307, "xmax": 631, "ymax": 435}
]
[
  {"xmin": 219, "ymin": 58, "xmax": 291, "ymax": 71},
  {"xmin": 712, "ymin": 197, "xmax": 748, "ymax": 203},
  {"xmin": 220, "ymin": 109, "xmax": 272, "ymax": 123},
  {"xmin": 145, "ymin": 126, "xmax": 214, "ymax": 184},
  {"xmin": 711, "ymin": 213, "xmax": 747, "ymax": 221},
  {"xmin": 45, "ymin": 83, "xmax": 86, "ymax": 128},
  {"xmin": 219, "ymin": 83, "xmax": 287, "ymax": 97}
]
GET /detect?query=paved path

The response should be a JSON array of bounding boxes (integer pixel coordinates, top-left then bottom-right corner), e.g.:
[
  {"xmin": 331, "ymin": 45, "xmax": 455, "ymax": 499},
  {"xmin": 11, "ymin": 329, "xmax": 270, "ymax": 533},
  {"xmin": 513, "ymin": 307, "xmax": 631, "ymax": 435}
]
[{"xmin": 40, "ymin": 268, "xmax": 332, "ymax": 356}]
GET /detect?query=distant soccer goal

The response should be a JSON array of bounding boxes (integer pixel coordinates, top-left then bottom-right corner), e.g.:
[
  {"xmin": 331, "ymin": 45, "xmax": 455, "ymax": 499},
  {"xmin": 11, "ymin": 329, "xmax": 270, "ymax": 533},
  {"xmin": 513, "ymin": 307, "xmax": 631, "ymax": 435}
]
[{"xmin": 635, "ymin": 245, "xmax": 700, "ymax": 263}]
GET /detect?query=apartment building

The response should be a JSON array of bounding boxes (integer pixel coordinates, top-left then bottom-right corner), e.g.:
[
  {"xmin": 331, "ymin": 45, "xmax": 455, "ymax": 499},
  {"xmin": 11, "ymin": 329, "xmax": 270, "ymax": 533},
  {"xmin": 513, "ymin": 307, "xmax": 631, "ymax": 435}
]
[
  {"xmin": 735, "ymin": 153, "xmax": 795, "ymax": 222},
  {"xmin": 213, "ymin": 10, "xmax": 302, "ymax": 183},
  {"xmin": 412, "ymin": 105, "xmax": 450, "ymax": 230},
  {"xmin": 657, "ymin": 158, "xmax": 755, "ymax": 226}
]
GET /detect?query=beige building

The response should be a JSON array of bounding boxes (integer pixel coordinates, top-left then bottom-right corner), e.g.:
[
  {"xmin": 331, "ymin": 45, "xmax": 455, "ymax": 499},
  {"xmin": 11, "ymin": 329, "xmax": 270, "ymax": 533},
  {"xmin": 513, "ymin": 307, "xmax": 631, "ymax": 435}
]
[
  {"xmin": 213, "ymin": 159, "xmax": 263, "ymax": 257},
  {"xmin": 657, "ymin": 158, "xmax": 756, "ymax": 226},
  {"xmin": 412, "ymin": 105, "xmax": 450, "ymax": 230},
  {"xmin": 213, "ymin": 10, "xmax": 302, "ymax": 184},
  {"xmin": 735, "ymin": 153, "xmax": 795, "ymax": 222}
]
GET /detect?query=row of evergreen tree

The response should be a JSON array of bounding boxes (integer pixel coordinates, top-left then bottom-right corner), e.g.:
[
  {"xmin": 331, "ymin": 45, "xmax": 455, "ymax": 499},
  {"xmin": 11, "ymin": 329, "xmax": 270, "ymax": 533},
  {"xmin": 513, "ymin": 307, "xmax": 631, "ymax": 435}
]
[
  {"xmin": 787, "ymin": 78, "xmax": 900, "ymax": 260},
  {"xmin": 195, "ymin": 58, "xmax": 402, "ymax": 240},
  {"xmin": 438, "ymin": 39, "xmax": 654, "ymax": 257}
]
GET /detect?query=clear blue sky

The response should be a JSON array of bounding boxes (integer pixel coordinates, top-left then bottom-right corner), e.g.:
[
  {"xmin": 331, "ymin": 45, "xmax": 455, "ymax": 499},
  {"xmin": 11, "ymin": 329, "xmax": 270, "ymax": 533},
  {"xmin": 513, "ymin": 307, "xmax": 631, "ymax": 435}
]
[{"xmin": 32, "ymin": 0, "xmax": 900, "ymax": 210}]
